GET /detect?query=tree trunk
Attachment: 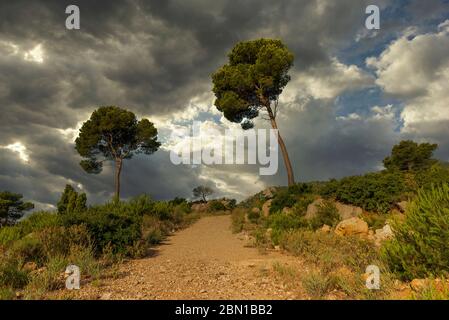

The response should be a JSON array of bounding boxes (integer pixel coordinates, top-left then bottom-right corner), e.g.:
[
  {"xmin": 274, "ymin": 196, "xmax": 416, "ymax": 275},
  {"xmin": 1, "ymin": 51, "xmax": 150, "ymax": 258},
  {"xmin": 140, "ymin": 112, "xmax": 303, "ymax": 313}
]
[
  {"xmin": 266, "ymin": 106, "xmax": 295, "ymax": 186},
  {"xmin": 115, "ymin": 158, "xmax": 123, "ymax": 200}
]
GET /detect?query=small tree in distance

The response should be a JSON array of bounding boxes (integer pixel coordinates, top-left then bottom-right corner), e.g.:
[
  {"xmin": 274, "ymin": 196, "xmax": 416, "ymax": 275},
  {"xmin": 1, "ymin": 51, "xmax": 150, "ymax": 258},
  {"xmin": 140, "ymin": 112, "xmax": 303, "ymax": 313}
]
[
  {"xmin": 57, "ymin": 184, "xmax": 87, "ymax": 214},
  {"xmin": 75, "ymin": 106, "xmax": 161, "ymax": 200},
  {"xmin": 383, "ymin": 140, "xmax": 438, "ymax": 172},
  {"xmin": 0, "ymin": 191, "xmax": 34, "ymax": 227},
  {"xmin": 193, "ymin": 186, "xmax": 214, "ymax": 202}
]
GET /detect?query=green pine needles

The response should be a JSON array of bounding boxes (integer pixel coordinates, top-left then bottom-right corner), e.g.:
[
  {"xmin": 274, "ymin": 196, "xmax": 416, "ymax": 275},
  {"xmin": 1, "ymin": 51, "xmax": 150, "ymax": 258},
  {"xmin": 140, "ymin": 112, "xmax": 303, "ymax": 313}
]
[{"xmin": 382, "ymin": 183, "xmax": 449, "ymax": 280}]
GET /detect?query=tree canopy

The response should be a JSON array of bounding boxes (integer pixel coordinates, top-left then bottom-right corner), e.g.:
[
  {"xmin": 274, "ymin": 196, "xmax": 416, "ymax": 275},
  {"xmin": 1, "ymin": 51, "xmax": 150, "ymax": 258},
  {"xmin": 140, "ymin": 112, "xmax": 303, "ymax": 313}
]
[
  {"xmin": 75, "ymin": 106, "xmax": 161, "ymax": 199},
  {"xmin": 193, "ymin": 186, "xmax": 214, "ymax": 202},
  {"xmin": 212, "ymin": 38, "xmax": 294, "ymax": 129},
  {"xmin": 383, "ymin": 140, "xmax": 438, "ymax": 172},
  {"xmin": 211, "ymin": 38, "xmax": 296, "ymax": 186},
  {"xmin": 57, "ymin": 184, "xmax": 87, "ymax": 214},
  {"xmin": 0, "ymin": 191, "xmax": 34, "ymax": 226}
]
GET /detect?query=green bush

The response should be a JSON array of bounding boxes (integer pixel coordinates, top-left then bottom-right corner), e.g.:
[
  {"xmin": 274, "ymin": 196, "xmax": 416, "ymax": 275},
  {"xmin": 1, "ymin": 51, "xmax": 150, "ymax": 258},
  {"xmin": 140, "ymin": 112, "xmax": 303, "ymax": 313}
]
[
  {"xmin": 0, "ymin": 212, "xmax": 61, "ymax": 246},
  {"xmin": 208, "ymin": 200, "xmax": 226, "ymax": 212},
  {"xmin": 309, "ymin": 200, "xmax": 340, "ymax": 230},
  {"xmin": 320, "ymin": 171, "xmax": 408, "ymax": 213},
  {"xmin": 247, "ymin": 210, "xmax": 260, "ymax": 223},
  {"xmin": 0, "ymin": 257, "xmax": 29, "ymax": 289},
  {"xmin": 269, "ymin": 189, "xmax": 297, "ymax": 214},
  {"xmin": 0, "ymin": 226, "xmax": 23, "ymax": 246},
  {"xmin": 62, "ymin": 208, "xmax": 141, "ymax": 255},
  {"xmin": 10, "ymin": 236, "xmax": 45, "ymax": 265},
  {"xmin": 382, "ymin": 184, "xmax": 449, "ymax": 280},
  {"xmin": 266, "ymin": 213, "xmax": 307, "ymax": 245},
  {"xmin": 280, "ymin": 230, "xmax": 379, "ymax": 273}
]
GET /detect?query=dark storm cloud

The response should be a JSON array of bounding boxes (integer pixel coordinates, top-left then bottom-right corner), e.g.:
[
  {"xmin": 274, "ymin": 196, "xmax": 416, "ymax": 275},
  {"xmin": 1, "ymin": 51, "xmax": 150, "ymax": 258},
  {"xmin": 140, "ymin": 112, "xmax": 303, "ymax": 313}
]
[{"xmin": 1, "ymin": 0, "xmax": 447, "ymax": 206}]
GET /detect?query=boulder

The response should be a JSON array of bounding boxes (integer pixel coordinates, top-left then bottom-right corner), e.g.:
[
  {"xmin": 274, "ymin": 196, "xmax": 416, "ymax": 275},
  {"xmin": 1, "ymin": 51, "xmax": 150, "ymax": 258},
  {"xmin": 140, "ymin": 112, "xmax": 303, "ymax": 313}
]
[
  {"xmin": 305, "ymin": 198, "xmax": 324, "ymax": 219},
  {"xmin": 262, "ymin": 199, "xmax": 272, "ymax": 217},
  {"xmin": 191, "ymin": 202, "xmax": 209, "ymax": 212},
  {"xmin": 335, "ymin": 217, "xmax": 369, "ymax": 237},
  {"xmin": 23, "ymin": 261, "xmax": 38, "ymax": 272},
  {"xmin": 306, "ymin": 198, "xmax": 362, "ymax": 220},
  {"xmin": 265, "ymin": 228, "xmax": 273, "ymax": 240},
  {"xmin": 282, "ymin": 207, "xmax": 293, "ymax": 214},
  {"xmin": 320, "ymin": 224, "xmax": 331, "ymax": 233},
  {"xmin": 374, "ymin": 224, "xmax": 394, "ymax": 246},
  {"xmin": 334, "ymin": 202, "xmax": 363, "ymax": 220}
]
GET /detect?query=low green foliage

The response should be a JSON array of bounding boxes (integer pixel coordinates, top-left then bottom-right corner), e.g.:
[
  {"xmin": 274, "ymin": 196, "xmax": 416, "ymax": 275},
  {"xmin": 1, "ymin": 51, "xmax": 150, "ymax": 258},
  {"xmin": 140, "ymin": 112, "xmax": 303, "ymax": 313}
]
[
  {"xmin": 208, "ymin": 200, "xmax": 227, "ymax": 212},
  {"xmin": 0, "ymin": 257, "xmax": 29, "ymax": 289},
  {"xmin": 320, "ymin": 171, "xmax": 408, "ymax": 213},
  {"xmin": 280, "ymin": 230, "xmax": 379, "ymax": 273},
  {"xmin": 382, "ymin": 184, "xmax": 449, "ymax": 280},
  {"xmin": 308, "ymin": 200, "xmax": 340, "ymax": 230}
]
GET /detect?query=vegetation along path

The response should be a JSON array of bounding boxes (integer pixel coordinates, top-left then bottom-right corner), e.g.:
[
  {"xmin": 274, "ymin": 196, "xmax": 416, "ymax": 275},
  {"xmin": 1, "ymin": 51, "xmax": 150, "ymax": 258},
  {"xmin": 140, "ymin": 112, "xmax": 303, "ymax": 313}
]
[{"xmin": 64, "ymin": 215, "xmax": 304, "ymax": 300}]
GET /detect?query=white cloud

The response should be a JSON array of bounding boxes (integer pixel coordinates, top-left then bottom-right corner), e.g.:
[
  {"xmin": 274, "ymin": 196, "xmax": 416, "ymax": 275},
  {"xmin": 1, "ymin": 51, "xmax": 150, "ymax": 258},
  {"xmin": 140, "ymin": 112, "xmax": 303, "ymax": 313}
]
[
  {"xmin": 24, "ymin": 44, "xmax": 44, "ymax": 63},
  {"xmin": 282, "ymin": 57, "xmax": 375, "ymax": 102},
  {"xmin": 367, "ymin": 20, "xmax": 449, "ymax": 131},
  {"xmin": 2, "ymin": 142, "xmax": 30, "ymax": 162}
]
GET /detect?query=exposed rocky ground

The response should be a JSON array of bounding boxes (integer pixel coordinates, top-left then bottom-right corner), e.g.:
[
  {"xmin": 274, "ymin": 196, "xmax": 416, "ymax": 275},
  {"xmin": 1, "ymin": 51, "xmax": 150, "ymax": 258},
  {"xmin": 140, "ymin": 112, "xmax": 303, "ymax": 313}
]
[{"xmin": 50, "ymin": 215, "xmax": 306, "ymax": 300}]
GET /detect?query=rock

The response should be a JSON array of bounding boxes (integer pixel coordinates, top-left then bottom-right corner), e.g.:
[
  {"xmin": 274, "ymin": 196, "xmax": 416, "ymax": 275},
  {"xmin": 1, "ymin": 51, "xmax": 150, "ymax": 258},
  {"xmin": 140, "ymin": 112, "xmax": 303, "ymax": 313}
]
[
  {"xmin": 191, "ymin": 203, "xmax": 209, "ymax": 212},
  {"xmin": 265, "ymin": 228, "xmax": 273, "ymax": 240},
  {"xmin": 306, "ymin": 198, "xmax": 362, "ymax": 220},
  {"xmin": 262, "ymin": 199, "xmax": 272, "ymax": 217},
  {"xmin": 396, "ymin": 201, "xmax": 409, "ymax": 213},
  {"xmin": 320, "ymin": 224, "xmax": 331, "ymax": 233},
  {"xmin": 23, "ymin": 262, "xmax": 38, "ymax": 272},
  {"xmin": 251, "ymin": 207, "xmax": 260, "ymax": 214},
  {"xmin": 305, "ymin": 198, "xmax": 324, "ymax": 219},
  {"xmin": 334, "ymin": 202, "xmax": 363, "ymax": 220},
  {"xmin": 374, "ymin": 224, "xmax": 394, "ymax": 246},
  {"xmin": 335, "ymin": 217, "xmax": 369, "ymax": 237},
  {"xmin": 410, "ymin": 279, "xmax": 428, "ymax": 292},
  {"xmin": 262, "ymin": 187, "xmax": 276, "ymax": 199},
  {"xmin": 282, "ymin": 207, "xmax": 292, "ymax": 214}
]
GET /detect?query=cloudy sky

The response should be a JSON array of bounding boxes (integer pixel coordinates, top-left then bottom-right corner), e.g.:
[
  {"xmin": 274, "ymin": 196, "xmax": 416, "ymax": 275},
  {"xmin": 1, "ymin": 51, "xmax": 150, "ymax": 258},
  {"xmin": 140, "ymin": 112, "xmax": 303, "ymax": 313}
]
[{"xmin": 1, "ymin": 0, "xmax": 448, "ymax": 209}]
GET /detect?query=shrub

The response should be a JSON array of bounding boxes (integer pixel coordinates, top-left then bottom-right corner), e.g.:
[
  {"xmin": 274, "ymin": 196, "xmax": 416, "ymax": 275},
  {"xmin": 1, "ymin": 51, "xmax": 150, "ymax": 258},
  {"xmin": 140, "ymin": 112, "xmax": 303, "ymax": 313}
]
[
  {"xmin": 269, "ymin": 189, "xmax": 297, "ymax": 214},
  {"xmin": 62, "ymin": 209, "xmax": 141, "ymax": 255},
  {"xmin": 308, "ymin": 200, "xmax": 340, "ymax": 230},
  {"xmin": 0, "ymin": 226, "xmax": 23, "ymax": 246},
  {"xmin": 291, "ymin": 195, "xmax": 314, "ymax": 216},
  {"xmin": 150, "ymin": 201, "xmax": 172, "ymax": 220},
  {"xmin": 142, "ymin": 215, "xmax": 166, "ymax": 245},
  {"xmin": 24, "ymin": 255, "xmax": 68, "ymax": 297},
  {"xmin": 280, "ymin": 230, "xmax": 379, "ymax": 273},
  {"xmin": 0, "ymin": 287, "xmax": 15, "ymax": 300},
  {"xmin": 0, "ymin": 212, "xmax": 61, "ymax": 246},
  {"xmin": 381, "ymin": 184, "xmax": 449, "ymax": 280},
  {"xmin": 320, "ymin": 171, "xmax": 408, "ymax": 213},
  {"xmin": 0, "ymin": 257, "xmax": 29, "ymax": 289},
  {"xmin": 247, "ymin": 210, "xmax": 260, "ymax": 223},
  {"xmin": 208, "ymin": 200, "xmax": 226, "ymax": 212},
  {"xmin": 301, "ymin": 271, "xmax": 335, "ymax": 299},
  {"xmin": 9, "ymin": 236, "xmax": 45, "ymax": 265},
  {"xmin": 266, "ymin": 213, "xmax": 307, "ymax": 245},
  {"xmin": 169, "ymin": 197, "xmax": 188, "ymax": 206}
]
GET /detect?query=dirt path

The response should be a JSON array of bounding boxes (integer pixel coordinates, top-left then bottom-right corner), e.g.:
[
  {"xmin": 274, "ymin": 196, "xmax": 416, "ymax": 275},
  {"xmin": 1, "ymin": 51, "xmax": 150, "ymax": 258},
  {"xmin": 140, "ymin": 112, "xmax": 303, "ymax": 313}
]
[{"xmin": 64, "ymin": 215, "xmax": 304, "ymax": 300}]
